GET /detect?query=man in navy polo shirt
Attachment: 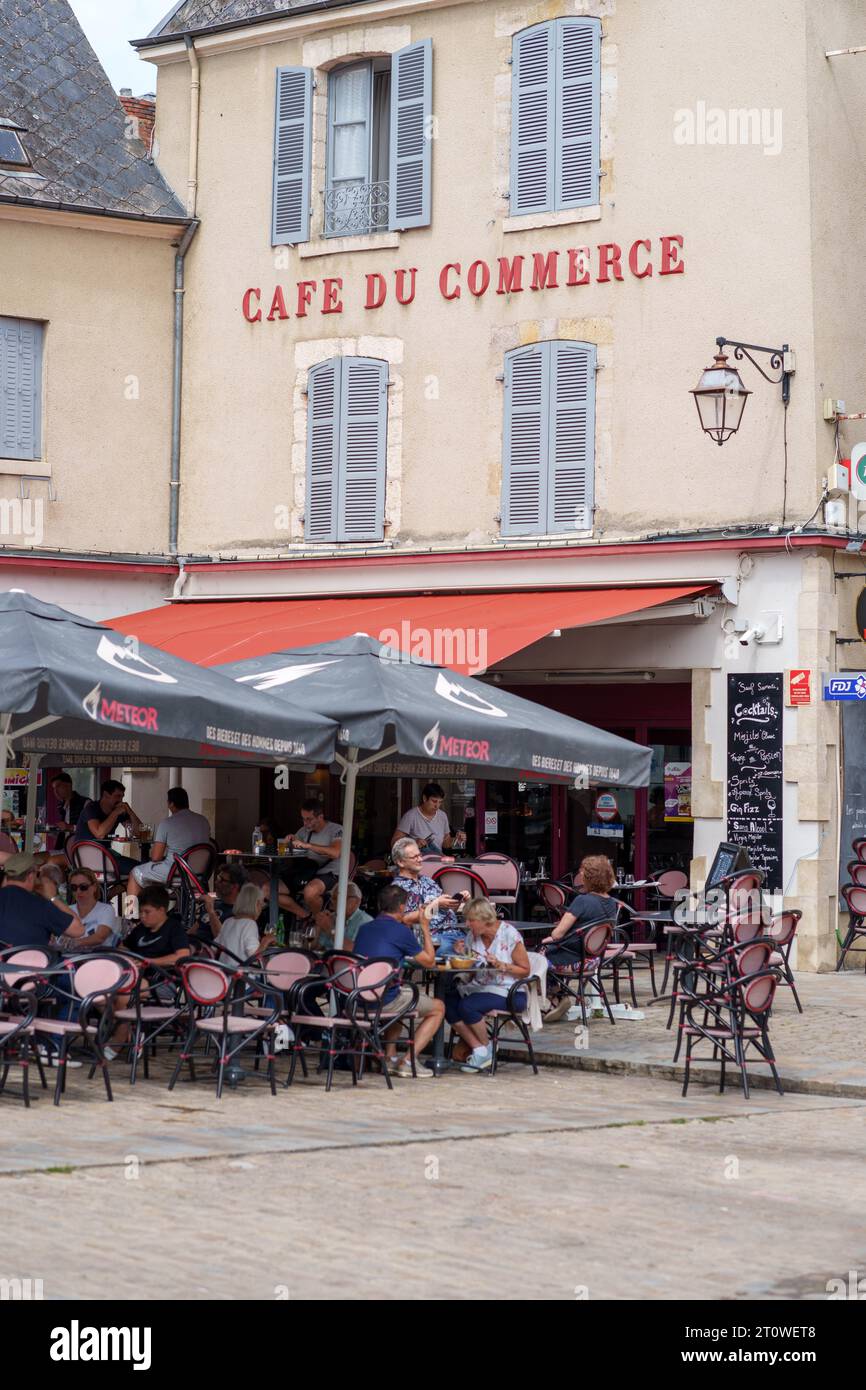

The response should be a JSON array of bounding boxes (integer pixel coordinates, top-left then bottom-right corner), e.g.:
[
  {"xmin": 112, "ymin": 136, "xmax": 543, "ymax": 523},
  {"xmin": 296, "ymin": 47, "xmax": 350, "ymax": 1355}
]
[
  {"xmin": 0, "ymin": 852, "xmax": 83, "ymax": 946},
  {"xmin": 354, "ymin": 882, "xmax": 444, "ymax": 1079}
]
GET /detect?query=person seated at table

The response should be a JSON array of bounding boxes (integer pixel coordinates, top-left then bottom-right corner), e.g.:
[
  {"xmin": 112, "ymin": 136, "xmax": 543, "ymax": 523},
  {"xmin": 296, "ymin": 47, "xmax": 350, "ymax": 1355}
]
[
  {"xmin": 353, "ymin": 883, "xmax": 444, "ymax": 1079},
  {"xmin": 0, "ymin": 852, "xmax": 83, "ymax": 947},
  {"xmin": 61, "ymin": 867, "xmax": 120, "ymax": 949},
  {"xmin": 72, "ymin": 779, "xmax": 143, "ymax": 876},
  {"xmin": 391, "ymin": 836, "xmax": 467, "ymax": 958},
  {"xmin": 311, "ymin": 881, "xmax": 371, "ymax": 952},
  {"xmin": 50, "ymin": 772, "xmax": 87, "ymax": 854},
  {"xmin": 281, "ymin": 800, "xmax": 343, "ymax": 918},
  {"xmin": 214, "ymin": 882, "xmax": 275, "ymax": 965},
  {"xmin": 391, "ymin": 783, "xmax": 466, "ymax": 854},
  {"xmin": 542, "ymin": 855, "xmax": 618, "ymax": 962},
  {"xmin": 106, "ymin": 885, "xmax": 192, "ymax": 1059},
  {"xmin": 192, "ymin": 862, "xmax": 246, "ymax": 944},
  {"xmin": 125, "ymin": 786, "xmax": 211, "ymax": 900},
  {"xmin": 447, "ymin": 898, "xmax": 530, "ymax": 1074}
]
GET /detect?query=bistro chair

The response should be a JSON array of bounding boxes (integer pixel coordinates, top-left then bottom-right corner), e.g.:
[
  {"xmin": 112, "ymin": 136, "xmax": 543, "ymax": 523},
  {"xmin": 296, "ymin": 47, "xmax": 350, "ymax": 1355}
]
[
  {"xmin": 764, "ymin": 910, "xmax": 802, "ymax": 1011},
  {"xmin": 285, "ymin": 960, "xmax": 409, "ymax": 1090},
  {"xmin": 169, "ymin": 959, "xmax": 280, "ymax": 1099},
  {"xmin": 838, "ymin": 885, "xmax": 866, "ymax": 971},
  {"xmin": 0, "ymin": 951, "xmax": 45, "ymax": 1106},
  {"xmin": 671, "ymin": 937, "xmax": 775, "ymax": 1058},
  {"xmin": 67, "ymin": 841, "xmax": 125, "ymax": 900},
  {"xmin": 109, "ymin": 958, "xmax": 185, "ymax": 1085},
  {"xmin": 167, "ymin": 847, "xmax": 217, "ymax": 932},
  {"xmin": 483, "ymin": 975, "xmax": 540, "ymax": 1076},
  {"xmin": 846, "ymin": 861, "xmax": 866, "ymax": 889},
  {"xmin": 538, "ymin": 880, "xmax": 568, "ymax": 922},
  {"xmin": 432, "ymin": 866, "xmax": 488, "ymax": 901},
  {"xmin": 471, "ymin": 855, "xmax": 520, "ymax": 913},
  {"xmin": 852, "ymin": 838, "xmax": 866, "ymax": 863},
  {"xmin": 29, "ymin": 954, "xmax": 129, "ymax": 1106},
  {"xmin": 680, "ymin": 968, "xmax": 783, "ymax": 1099},
  {"xmin": 544, "ymin": 920, "xmax": 616, "ymax": 1027}
]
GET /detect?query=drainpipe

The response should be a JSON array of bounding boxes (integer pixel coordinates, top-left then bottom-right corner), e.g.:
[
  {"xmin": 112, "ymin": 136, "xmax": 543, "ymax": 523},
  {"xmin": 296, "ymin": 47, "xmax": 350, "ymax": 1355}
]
[{"xmin": 168, "ymin": 36, "xmax": 203, "ymax": 557}]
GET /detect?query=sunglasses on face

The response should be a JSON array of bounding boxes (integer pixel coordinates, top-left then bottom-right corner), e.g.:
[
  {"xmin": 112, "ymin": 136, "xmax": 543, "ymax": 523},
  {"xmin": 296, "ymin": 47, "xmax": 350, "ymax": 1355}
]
[{"xmin": 70, "ymin": 883, "xmax": 91, "ymax": 892}]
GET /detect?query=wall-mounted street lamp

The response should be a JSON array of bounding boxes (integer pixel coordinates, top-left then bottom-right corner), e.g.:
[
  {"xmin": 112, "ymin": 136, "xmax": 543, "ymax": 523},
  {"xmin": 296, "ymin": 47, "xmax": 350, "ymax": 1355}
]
[{"xmin": 690, "ymin": 336, "xmax": 795, "ymax": 445}]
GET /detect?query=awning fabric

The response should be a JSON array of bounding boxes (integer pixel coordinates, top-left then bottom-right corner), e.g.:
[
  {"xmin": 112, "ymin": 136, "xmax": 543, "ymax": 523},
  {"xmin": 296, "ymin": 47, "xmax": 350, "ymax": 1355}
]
[{"xmin": 110, "ymin": 585, "xmax": 711, "ymax": 675}]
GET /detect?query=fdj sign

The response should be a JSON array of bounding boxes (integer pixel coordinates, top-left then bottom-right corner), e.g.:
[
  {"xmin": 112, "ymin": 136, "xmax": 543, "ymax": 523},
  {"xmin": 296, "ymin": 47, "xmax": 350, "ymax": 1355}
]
[{"xmin": 823, "ymin": 673, "xmax": 866, "ymax": 701}]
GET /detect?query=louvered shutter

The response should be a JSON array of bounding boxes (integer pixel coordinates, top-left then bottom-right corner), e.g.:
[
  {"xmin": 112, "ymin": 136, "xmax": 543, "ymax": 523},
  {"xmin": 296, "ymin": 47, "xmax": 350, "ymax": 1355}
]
[
  {"xmin": 272, "ymin": 67, "xmax": 313, "ymax": 246},
  {"xmin": 501, "ymin": 344, "xmax": 548, "ymax": 535},
  {"xmin": 0, "ymin": 317, "xmax": 42, "ymax": 461},
  {"xmin": 305, "ymin": 360, "xmax": 341, "ymax": 541},
  {"xmin": 338, "ymin": 358, "xmax": 387, "ymax": 541},
  {"xmin": 555, "ymin": 18, "xmax": 600, "ymax": 209},
  {"xmin": 510, "ymin": 24, "xmax": 555, "ymax": 216},
  {"xmin": 389, "ymin": 39, "xmax": 432, "ymax": 230},
  {"xmin": 549, "ymin": 342, "xmax": 595, "ymax": 531}
]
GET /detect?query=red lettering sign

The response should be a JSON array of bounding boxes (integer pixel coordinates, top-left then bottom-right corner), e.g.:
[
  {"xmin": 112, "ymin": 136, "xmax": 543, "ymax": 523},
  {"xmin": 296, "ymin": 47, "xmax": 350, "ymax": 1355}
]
[{"xmin": 241, "ymin": 234, "xmax": 685, "ymax": 322}]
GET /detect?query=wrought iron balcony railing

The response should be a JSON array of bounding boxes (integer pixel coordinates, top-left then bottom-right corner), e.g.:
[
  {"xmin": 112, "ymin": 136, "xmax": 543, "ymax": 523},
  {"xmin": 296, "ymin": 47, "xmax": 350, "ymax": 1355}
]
[{"xmin": 324, "ymin": 180, "xmax": 390, "ymax": 237}]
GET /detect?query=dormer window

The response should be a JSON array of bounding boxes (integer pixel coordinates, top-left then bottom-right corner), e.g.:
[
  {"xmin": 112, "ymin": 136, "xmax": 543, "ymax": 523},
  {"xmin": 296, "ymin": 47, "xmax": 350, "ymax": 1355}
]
[{"xmin": 0, "ymin": 120, "xmax": 31, "ymax": 171}]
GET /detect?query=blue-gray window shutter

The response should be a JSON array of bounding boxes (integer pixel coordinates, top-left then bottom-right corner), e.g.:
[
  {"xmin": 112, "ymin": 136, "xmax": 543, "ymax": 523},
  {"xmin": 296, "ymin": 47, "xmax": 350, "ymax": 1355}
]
[
  {"xmin": 549, "ymin": 341, "xmax": 595, "ymax": 531},
  {"xmin": 272, "ymin": 66, "xmax": 313, "ymax": 246},
  {"xmin": 502, "ymin": 344, "xmax": 548, "ymax": 535},
  {"xmin": 306, "ymin": 359, "xmax": 340, "ymax": 541},
  {"xmin": 555, "ymin": 18, "xmax": 600, "ymax": 209},
  {"xmin": 338, "ymin": 357, "xmax": 387, "ymax": 541},
  {"xmin": 0, "ymin": 317, "xmax": 42, "ymax": 461},
  {"xmin": 389, "ymin": 39, "xmax": 432, "ymax": 230},
  {"xmin": 510, "ymin": 24, "xmax": 555, "ymax": 216}
]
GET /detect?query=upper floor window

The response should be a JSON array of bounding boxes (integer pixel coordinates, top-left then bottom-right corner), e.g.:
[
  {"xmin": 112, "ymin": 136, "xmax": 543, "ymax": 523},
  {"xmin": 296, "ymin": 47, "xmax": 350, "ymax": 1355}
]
[
  {"xmin": 501, "ymin": 340, "xmax": 596, "ymax": 535},
  {"xmin": 0, "ymin": 317, "xmax": 43, "ymax": 462},
  {"xmin": 272, "ymin": 40, "xmax": 432, "ymax": 246},
  {"xmin": 510, "ymin": 17, "xmax": 601, "ymax": 218},
  {"xmin": 306, "ymin": 356, "xmax": 388, "ymax": 542}
]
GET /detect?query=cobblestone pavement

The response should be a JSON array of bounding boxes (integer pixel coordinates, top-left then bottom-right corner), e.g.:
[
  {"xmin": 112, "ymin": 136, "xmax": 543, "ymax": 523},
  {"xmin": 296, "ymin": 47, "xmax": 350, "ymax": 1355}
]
[{"xmin": 1, "ymin": 1056, "xmax": 865, "ymax": 1300}]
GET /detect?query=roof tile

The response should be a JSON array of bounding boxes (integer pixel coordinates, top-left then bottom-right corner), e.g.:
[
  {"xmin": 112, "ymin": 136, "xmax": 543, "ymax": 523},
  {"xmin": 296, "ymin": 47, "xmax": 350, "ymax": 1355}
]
[{"xmin": 0, "ymin": 0, "xmax": 187, "ymax": 221}]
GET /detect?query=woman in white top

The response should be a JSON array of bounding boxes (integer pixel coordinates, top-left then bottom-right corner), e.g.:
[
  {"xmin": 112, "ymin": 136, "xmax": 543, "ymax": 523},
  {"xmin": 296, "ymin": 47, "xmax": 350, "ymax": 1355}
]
[
  {"xmin": 62, "ymin": 868, "xmax": 120, "ymax": 948},
  {"xmin": 447, "ymin": 898, "xmax": 530, "ymax": 1073},
  {"xmin": 215, "ymin": 883, "xmax": 273, "ymax": 965}
]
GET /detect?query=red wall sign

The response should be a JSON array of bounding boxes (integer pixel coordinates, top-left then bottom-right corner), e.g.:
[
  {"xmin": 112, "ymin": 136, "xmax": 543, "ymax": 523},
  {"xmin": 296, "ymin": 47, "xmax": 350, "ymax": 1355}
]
[
  {"xmin": 787, "ymin": 670, "xmax": 812, "ymax": 706},
  {"xmin": 242, "ymin": 233, "xmax": 685, "ymax": 323}
]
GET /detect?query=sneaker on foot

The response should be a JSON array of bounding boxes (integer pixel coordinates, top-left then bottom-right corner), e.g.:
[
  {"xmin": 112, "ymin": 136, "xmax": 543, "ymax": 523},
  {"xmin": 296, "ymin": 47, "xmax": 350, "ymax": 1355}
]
[
  {"xmin": 103, "ymin": 1046, "xmax": 119, "ymax": 1062},
  {"xmin": 394, "ymin": 1061, "xmax": 431, "ymax": 1078},
  {"xmin": 460, "ymin": 1048, "xmax": 493, "ymax": 1073}
]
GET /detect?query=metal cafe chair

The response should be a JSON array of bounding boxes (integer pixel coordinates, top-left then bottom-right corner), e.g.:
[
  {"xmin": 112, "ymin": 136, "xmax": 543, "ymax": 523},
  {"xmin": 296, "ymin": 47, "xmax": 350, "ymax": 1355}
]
[
  {"xmin": 847, "ymin": 861, "xmax": 866, "ymax": 888},
  {"xmin": 680, "ymin": 967, "xmax": 783, "ymax": 1099},
  {"xmin": 109, "ymin": 958, "xmax": 185, "ymax": 1085},
  {"xmin": 67, "ymin": 840, "xmax": 125, "ymax": 901},
  {"xmin": 27, "ymin": 953, "xmax": 129, "ymax": 1105},
  {"xmin": 538, "ymin": 880, "xmax": 568, "ymax": 922},
  {"xmin": 764, "ymin": 909, "xmax": 803, "ymax": 1011},
  {"xmin": 471, "ymin": 854, "xmax": 520, "ymax": 912},
  {"xmin": 838, "ymin": 884, "xmax": 866, "ymax": 971},
  {"xmin": 432, "ymin": 866, "xmax": 488, "ymax": 900},
  {"xmin": 544, "ymin": 920, "xmax": 617, "ymax": 1026},
  {"xmin": 169, "ymin": 959, "xmax": 280, "ymax": 1099},
  {"xmin": 167, "ymin": 845, "xmax": 218, "ymax": 931}
]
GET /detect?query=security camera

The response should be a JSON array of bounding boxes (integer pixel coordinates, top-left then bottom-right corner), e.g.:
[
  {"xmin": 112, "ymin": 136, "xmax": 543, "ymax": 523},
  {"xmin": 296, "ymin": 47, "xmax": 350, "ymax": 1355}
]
[{"xmin": 738, "ymin": 625, "xmax": 765, "ymax": 647}]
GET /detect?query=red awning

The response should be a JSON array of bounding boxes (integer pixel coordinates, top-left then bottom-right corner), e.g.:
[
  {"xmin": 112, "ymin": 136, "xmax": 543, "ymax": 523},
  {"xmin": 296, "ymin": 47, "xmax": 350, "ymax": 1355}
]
[{"xmin": 110, "ymin": 585, "xmax": 711, "ymax": 675}]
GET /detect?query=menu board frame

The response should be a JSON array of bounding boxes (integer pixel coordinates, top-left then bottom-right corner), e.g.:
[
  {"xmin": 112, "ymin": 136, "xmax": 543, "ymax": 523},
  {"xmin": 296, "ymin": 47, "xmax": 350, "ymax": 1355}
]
[{"xmin": 726, "ymin": 673, "xmax": 784, "ymax": 893}]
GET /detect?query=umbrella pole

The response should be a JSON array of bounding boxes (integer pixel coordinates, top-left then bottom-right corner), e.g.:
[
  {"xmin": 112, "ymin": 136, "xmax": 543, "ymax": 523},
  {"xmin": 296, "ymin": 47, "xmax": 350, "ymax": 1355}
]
[
  {"xmin": 333, "ymin": 748, "xmax": 359, "ymax": 951},
  {"xmin": 24, "ymin": 754, "xmax": 41, "ymax": 852},
  {"xmin": 0, "ymin": 715, "xmax": 9, "ymax": 831}
]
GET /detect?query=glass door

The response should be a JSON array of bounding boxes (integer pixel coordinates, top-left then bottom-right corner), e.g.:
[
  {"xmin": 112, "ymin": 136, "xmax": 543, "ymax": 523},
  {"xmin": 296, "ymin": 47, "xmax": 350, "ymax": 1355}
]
[{"xmin": 647, "ymin": 728, "xmax": 693, "ymax": 876}]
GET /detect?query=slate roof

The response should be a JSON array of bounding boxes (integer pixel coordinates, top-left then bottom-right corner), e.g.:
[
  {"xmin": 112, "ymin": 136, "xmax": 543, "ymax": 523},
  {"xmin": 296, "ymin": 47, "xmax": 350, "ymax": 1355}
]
[
  {"xmin": 145, "ymin": 0, "xmax": 350, "ymax": 42},
  {"xmin": 0, "ymin": 0, "xmax": 187, "ymax": 220}
]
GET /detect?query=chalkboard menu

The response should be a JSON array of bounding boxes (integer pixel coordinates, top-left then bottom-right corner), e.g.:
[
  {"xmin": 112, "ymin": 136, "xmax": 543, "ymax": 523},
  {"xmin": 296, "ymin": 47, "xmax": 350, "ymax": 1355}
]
[
  {"xmin": 727, "ymin": 673, "xmax": 784, "ymax": 892},
  {"xmin": 840, "ymin": 702, "xmax": 866, "ymax": 889}
]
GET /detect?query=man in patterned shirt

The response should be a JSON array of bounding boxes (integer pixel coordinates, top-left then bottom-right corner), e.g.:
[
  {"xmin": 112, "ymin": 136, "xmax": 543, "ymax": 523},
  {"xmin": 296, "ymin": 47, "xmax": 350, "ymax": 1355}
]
[{"xmin": 391, "ymin": 836, "xmax": 467, "ymax": 958}]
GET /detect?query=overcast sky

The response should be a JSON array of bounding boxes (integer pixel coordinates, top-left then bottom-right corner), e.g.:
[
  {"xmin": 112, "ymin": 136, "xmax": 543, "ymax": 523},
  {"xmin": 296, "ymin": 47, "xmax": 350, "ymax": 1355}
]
[{"xmin": 69, "ymin": 1, "xmax": 176, "ymax": 93}]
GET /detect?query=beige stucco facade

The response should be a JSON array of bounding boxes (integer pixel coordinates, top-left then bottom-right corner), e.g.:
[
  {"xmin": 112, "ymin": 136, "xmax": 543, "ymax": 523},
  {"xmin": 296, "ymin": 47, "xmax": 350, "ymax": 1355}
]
[
  {"xmin": 0, "ymin": 210, "xmax": 180, "ymax": 558},
  {"xmin": 4, "ymin": 0, "xmax": 866, "ymax": 968}
]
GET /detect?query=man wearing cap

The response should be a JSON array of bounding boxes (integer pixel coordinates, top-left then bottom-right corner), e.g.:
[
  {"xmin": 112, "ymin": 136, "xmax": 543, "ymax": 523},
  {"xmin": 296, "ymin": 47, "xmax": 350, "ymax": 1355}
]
[{"xmin": 0, "ymin": 853, "xmax": 83, "ymax": 947}]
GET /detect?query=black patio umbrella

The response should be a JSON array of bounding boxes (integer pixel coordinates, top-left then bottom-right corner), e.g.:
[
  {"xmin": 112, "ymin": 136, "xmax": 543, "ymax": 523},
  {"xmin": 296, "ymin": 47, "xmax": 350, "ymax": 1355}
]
[
  {"xmin": 0, "ymin": 592, "xmax": 338, "ymax": 833},
  {"xmin": 219, "ymin": 635, "xmax": 652, "ymax": 943}
]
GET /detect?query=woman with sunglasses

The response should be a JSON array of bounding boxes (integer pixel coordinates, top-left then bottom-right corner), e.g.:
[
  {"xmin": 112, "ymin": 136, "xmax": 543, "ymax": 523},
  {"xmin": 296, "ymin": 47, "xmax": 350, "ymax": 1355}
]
[{"xmin": 63, "ymin": 868, "xmax": 120, "ymax": 949}]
